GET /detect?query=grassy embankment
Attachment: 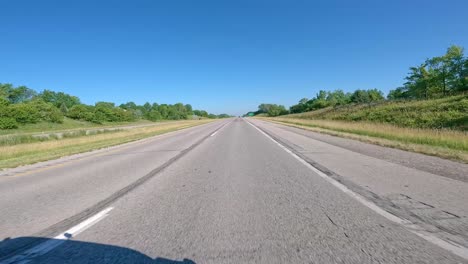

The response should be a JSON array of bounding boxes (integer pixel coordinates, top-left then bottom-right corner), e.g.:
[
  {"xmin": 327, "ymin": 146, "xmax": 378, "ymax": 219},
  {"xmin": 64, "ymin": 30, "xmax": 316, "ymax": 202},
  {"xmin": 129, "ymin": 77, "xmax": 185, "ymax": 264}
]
[
  {"xmin": 0, "ymin": 117, "xmax": 155, "ymax": 136},
  {"xmin": 0, "ymin": 119, "xmax": 214, "ymax": 169},
  {"xmin": 0, "ymin": 118, "xmax": 170, "ymax": 146},
  {"xmin": 257, "ymin": 95, "xmax": 468, "ymax": 162}
]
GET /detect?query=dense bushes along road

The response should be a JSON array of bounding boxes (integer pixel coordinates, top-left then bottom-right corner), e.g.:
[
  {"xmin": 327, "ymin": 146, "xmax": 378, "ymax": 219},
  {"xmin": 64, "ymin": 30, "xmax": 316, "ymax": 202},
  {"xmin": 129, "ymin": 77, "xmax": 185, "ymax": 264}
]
[{"xmin": 0, "ymin": 85, "xmax": 230, "ymax": 129}]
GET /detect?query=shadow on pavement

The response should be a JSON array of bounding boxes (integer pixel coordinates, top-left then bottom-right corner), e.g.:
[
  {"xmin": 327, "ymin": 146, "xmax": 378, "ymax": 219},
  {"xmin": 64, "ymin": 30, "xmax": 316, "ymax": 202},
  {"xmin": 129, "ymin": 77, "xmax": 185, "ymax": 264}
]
[{"xmin": 0, "ymin": 237, "xmax": 196, "ymax": 264}]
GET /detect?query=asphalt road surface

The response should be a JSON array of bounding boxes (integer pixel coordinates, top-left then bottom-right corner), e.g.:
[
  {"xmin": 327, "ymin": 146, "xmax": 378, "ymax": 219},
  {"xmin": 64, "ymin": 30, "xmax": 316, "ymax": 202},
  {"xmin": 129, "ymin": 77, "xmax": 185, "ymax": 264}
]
[{"xmin": 1, "ymin": 118, "xmax": 467, "ymax": 263}]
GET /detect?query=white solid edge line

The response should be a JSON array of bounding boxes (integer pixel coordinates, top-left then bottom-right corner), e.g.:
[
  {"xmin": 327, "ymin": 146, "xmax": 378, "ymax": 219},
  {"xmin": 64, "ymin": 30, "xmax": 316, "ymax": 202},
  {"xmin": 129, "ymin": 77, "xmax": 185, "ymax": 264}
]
[
  {"xmin": 2, "ymin": 207, "xmax": 113, "ymax": 264},
  {"xmin": 244, "ymin": 118, "xmax": 468, "ymax": 261}
]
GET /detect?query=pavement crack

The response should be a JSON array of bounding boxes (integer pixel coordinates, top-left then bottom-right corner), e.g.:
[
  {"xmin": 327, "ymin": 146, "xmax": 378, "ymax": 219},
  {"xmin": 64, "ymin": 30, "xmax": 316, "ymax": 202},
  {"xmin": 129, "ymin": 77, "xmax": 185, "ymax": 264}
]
[
  {"xmin": 442, "ymin": 210, "xmax": 460, "ymax": 218},
  {"xmin": 319, "ymin": 208, "xmax": 338, "ymax": 227}
]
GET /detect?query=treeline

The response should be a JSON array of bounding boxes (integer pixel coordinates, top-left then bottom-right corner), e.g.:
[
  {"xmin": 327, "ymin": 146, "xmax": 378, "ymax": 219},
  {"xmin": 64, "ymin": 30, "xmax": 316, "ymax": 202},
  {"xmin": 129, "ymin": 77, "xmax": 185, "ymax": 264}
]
[
  {"xmin": 0, "ymin": 84, "xmax": 229, "ymax": 129},
  {"xmin": 389, "ymin": 45, "xmax": 467, "ymax": 99},
  {"xmin": 289, "ymin": 88, "xmax": 384, "ymax": 114},
  {"xmin": 249, "ymin": 89, "xmax": 385, "ymax": 117},
  {"xmin": 247, "ymin": 45, "xmax": 467, "ymax": 117}
]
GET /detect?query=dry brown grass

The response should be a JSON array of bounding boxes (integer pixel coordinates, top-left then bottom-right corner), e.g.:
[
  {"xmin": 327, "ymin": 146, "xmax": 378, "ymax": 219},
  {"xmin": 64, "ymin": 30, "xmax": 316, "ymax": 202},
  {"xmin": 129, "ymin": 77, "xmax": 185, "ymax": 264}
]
[
  {"xmin": 258, "ymin": 117, "xmax": 468, "ymax": 163},
  {"xmin": 0, "ymin": 120, "xmax": 214, "ymax": 169}
]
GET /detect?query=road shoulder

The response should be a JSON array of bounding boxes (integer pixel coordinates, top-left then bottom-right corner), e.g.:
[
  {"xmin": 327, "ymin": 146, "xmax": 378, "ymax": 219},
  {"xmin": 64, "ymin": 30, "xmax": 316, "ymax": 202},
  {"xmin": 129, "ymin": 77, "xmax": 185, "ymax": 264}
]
[{"xmin": 250, "ymin": 118, "xmax": 468, "ymax": 252}]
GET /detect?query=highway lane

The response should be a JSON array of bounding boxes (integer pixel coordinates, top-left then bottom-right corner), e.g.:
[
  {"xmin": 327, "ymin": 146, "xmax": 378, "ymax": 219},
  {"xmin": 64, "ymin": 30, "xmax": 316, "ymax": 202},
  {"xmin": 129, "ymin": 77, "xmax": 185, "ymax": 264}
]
[
  {"xmin": 1, "ymin": 118, "xmax": 466, "ymax": 263},
  {"xmin": 0, "ymin": 119, "xmax": 230, "ymax": 257}
]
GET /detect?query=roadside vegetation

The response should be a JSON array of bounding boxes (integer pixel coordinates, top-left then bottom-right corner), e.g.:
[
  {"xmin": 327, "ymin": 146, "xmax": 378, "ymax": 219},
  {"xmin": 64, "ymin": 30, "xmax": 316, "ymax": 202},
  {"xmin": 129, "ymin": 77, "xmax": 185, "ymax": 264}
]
[
  {"xmin": 247, "ymin": 45, "xmax": 468, "ymax": 161},
  {"xmin": 0, "ymin": 117, "xmax": 155, "ymax": 136},
  {"xmin": 0, "ymin": 119, "xmax": 213, "ymax": 169},
  {"xmin": 0, "ymin": 128, "xmax": 120, "ymax": 146},
  {"xmin": 282, "ymin": 95, "xmax": 467, "ymax": 130},
  {"xmin": 0, "ymin": 84, "xmax": 231, "ymax": 130},
  {"xmin": 0, "ymin": 83, "xmax": 230, "ymax": 168}
]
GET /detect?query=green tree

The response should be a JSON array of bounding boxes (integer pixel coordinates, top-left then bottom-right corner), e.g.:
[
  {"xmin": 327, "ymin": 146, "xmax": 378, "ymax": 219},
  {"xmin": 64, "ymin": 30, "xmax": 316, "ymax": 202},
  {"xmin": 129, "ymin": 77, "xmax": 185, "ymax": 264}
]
[
  {"xmin": 427, "ymin": 56, "xmax": 450, "ymax": 96},
  {"xmin": 310, "ymin": 90, "xmax": 330, "ymax": 109},
  {"xmin": 185, "ymin": 104, "xmax": 193, "ymax": 116},
  {"xmin": 268, "ymin": 104, "xmax": 288, "ymax": 117},
  {"xmin": 257, "ymin": 104, "xmax": 273, "ymax": 114},
  {"xmin": 0, "ymin": 83, "xmax": 13, "ymax": 99},
  {"xmin": 387, "ymin": 87, "xmax": 409, "ymax": 100},
  {"xmin": 0, "ymin": 83, "xmax": 37, "ymax": 103},
  {"xmin": 158, "ymin": 104, "xmax": 169, "ymax": 119},
  {"xmin": 39, "ymin": 90, "xmax": 80, "ymax": 108},
  {"xmin": 367, "ymin": 88, "xmax": 385, "ymax": 101},
  {"xmin": 145, "ymin": 109, "xmax": 162, "ymax": 121},
  {"xmin": 350, "ymin": 89, "xmax": 384, "ymax": 103},
  {"xmin": 119, "ymin": 102, "xmax": 137, "ymax": 110},
  {"xmin": 194, "ymin": 110, "xmax": 208, "ymax": 118},
  {"xmin": 289, "ymin": 98, "xmax": 309, "ymax": 113},
  {"xmin": 404, "ymin": 65, "xmax": 431, "ymax": 98},
  {"xmin": 445, "ymin": 45, "xmax": 467, "ymax": 93},
  {"xmin": 143, "ymin": 102, "xmax": 152, "ymax": 113},
  {"xmin": 258, "ymin": 104, "xmax": 288, "ymax": 117},
  {"xmin": 350, "ymin": 90, "xmax": 370, "ymax": 103},
  {"xmin": 9, "ymin": 86, "xmax": 37, "ymax": 103},
  {"xmin": 326, "ymin": 90, "xmax": 351, "ymax": 106}
]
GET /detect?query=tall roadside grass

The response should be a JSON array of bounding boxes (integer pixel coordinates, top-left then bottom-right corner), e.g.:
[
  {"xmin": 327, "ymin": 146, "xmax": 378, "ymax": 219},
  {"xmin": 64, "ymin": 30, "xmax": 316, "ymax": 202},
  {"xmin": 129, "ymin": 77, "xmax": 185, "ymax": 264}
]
[
  {"xmin": 287, "ymin": 95, "xmax": 468, "ymax": 130},
  {"xmin": 0, "ymin": 117, "xmax": 154, "ymax": 136},
  {"xmin": 259, "ymin": 117, "xmax": 468, "ymax": 162},
  {"xmin": 0, "ymin": 120, "xmax": 213, "ymax": 169},
  {"xmin": 0, "ymin": 128, "xmax": 123, "ymax": 146}
]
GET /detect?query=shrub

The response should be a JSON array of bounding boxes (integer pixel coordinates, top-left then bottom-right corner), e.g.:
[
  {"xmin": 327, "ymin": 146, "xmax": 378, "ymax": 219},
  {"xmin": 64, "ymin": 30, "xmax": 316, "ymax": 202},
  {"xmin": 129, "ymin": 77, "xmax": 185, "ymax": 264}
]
[
  {"xmin": 0, "ymin": 97, "xmax": 10, "ymax": 107},
  {"xmin": 8, "ymin": 103, "xmax": 41, "ymax": 124},
  {"xmin": 30, "ymin": 99, "xmax": 64, "ymax": 123},
  {"xmin": 67, "ymin": 105, "xmax": 94, "ymax": 120},
  {"xmin": 145, "ymin": 109, "xmax": 162, "ymax": 121},
  {"xmin": 0, "ymin": 117, "xmax": 18, "ymax": 129}
]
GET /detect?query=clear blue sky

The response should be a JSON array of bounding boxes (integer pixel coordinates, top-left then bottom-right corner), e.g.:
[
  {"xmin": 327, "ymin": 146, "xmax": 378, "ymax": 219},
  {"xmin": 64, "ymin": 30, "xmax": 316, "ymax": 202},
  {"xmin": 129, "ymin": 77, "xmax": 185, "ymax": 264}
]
[{"xmin": 1, "ymin": 0, "xmax": 467, "ymax": 115}]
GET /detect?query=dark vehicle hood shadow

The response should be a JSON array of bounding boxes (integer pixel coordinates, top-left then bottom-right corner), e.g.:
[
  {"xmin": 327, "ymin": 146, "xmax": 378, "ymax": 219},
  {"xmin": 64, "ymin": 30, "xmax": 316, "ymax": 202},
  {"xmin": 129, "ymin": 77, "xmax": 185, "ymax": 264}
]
[{"xmin": 0, "ymin": 237, "xmax": 196, "ymax": 264}]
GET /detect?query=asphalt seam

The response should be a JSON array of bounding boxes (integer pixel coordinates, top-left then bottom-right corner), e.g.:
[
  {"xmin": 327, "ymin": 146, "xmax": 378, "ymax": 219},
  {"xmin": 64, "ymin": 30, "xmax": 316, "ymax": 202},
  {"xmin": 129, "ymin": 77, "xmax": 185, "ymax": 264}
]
[{"xmin": 0, "ymin": 120, "xmax": 232, "ymax": 261}]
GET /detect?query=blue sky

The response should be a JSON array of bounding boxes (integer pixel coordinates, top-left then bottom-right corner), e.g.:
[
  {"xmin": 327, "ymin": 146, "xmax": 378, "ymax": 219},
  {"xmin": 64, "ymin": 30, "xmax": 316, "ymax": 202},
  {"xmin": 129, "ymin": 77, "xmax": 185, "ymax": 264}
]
[{"xmin": 1, "ymin": 0, "xmax": 467, "ymax": 115}]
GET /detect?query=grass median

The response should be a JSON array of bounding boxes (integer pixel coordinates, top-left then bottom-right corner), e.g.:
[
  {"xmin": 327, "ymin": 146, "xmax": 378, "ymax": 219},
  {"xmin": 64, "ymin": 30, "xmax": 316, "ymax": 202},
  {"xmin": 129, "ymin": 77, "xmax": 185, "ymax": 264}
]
[
  {"xmin": 0, "ymin": 119, "xmax": 214, "ymax": 169},
  {"xmin": 257, "ymin": 117, "xmax": 468, "ymax": 163}
]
